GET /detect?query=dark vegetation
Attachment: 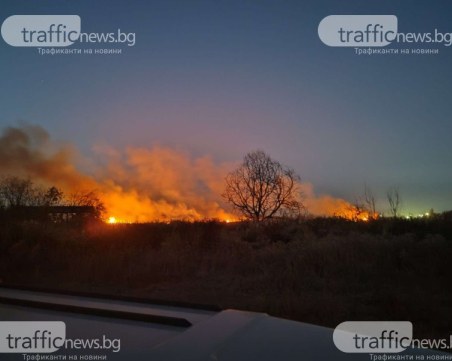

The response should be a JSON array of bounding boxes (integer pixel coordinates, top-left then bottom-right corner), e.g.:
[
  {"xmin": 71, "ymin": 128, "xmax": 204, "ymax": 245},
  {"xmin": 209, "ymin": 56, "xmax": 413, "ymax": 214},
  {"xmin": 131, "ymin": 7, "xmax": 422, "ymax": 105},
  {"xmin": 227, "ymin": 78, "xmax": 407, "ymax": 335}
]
[{"xmin": 1, "ymin": 215, "xmax": 451, "ymax": 340}]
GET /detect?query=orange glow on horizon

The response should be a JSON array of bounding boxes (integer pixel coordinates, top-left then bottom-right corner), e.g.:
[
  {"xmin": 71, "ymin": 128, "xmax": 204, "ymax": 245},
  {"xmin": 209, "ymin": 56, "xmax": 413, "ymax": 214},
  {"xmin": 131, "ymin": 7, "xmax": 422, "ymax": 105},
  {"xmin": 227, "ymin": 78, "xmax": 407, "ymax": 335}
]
[{"xmin": 0, "ymin": 125, "xmax": 377, "ymax": 225}]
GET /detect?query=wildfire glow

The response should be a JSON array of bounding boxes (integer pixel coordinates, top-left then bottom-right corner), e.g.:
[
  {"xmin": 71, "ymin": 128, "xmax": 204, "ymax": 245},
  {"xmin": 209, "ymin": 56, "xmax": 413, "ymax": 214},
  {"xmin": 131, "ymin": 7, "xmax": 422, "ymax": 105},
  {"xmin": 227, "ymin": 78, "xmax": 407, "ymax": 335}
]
[{"xmin": 0, "ymin": 125, "xmax": 381, "ymax": 225}]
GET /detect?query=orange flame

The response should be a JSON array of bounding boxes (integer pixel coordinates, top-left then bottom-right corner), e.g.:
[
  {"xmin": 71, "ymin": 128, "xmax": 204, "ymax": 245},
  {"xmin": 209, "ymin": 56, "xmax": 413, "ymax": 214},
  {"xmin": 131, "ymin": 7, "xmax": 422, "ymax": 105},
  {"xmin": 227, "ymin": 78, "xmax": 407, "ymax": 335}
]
[{"xmin": 0, "ymin": 125, "xmax": 373, "ymax": 223}]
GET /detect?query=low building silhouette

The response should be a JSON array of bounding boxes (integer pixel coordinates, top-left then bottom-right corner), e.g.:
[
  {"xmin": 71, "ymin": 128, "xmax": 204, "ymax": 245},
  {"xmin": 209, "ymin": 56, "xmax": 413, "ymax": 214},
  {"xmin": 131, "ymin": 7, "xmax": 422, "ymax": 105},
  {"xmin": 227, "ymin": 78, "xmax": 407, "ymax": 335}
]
[{"xmin": 1, "ymin": 205, "xmax": 96, "ymax": 223}]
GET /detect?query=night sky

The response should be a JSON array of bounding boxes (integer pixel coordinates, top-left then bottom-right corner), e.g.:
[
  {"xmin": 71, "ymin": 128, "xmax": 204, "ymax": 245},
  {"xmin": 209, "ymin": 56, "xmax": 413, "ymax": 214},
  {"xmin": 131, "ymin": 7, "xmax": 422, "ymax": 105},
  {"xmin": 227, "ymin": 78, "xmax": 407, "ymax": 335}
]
[{"xmin": 1, "ymin": 0, "xmax": 451, "ymax": 215}]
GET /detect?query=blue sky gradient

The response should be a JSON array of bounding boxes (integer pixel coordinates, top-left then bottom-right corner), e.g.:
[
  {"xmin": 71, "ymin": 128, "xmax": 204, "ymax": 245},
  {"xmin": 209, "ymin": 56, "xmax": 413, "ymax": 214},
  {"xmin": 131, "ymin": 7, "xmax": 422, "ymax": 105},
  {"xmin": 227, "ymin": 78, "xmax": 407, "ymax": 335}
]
[{"xmin": 1, "ymin": 0, "xmax": 451, "ymax": 214}]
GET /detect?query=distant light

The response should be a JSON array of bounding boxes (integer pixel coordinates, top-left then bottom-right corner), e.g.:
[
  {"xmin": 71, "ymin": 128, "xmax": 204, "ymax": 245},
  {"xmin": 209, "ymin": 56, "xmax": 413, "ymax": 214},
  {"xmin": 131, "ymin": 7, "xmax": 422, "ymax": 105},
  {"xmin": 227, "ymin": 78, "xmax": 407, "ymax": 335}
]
[{"xmin": 108, "ymin": 216, "xmax": 117, "ymax": 224}]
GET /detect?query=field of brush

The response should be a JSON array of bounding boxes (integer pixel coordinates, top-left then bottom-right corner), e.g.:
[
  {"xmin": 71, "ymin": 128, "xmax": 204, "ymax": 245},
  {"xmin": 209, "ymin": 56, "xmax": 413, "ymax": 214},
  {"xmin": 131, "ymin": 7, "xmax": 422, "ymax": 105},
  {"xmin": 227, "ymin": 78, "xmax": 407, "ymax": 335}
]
[{"xmin": 1, "ymin": 217, "xmax": 451, "ymax": 340}]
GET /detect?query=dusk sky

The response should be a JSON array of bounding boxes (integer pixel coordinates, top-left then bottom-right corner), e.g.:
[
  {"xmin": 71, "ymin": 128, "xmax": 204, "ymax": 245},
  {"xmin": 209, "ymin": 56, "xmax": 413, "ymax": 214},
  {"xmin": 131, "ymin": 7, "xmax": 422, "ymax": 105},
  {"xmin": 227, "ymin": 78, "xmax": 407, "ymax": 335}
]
[{"xmin": 1, "ymin": 0, "xmax": 452, "ymax": 215}]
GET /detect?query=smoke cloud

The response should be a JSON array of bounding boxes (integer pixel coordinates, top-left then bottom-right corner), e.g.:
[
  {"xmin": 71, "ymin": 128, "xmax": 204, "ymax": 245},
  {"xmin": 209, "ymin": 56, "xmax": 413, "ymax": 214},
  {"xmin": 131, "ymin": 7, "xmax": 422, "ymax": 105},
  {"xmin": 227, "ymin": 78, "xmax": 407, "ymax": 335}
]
[
  {"xmin": 0, "ymin": 124, "xmax": 96, "ymax": 190},
  {"xmin": 0, "ymin": 124, "xmax": 362, "ymax": 222}
]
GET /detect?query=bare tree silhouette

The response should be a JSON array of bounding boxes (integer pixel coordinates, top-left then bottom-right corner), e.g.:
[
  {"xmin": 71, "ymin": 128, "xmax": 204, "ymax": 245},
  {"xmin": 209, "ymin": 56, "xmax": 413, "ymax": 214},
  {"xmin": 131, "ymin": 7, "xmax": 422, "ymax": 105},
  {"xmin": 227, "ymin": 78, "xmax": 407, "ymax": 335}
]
[
  {"xmin": 387, "ymin": 187, "xmax": 401, "ymax": 218},
  {"xmin": 223, "ymin": 150, "xmax": 303, "ymax": 221},
  {"xmin": 0, "ymin": 176, "xmax": 35, "ymax": 207},
  {"xmin": 362, "ymin": 184, "xmax": 378, "ymax": 219}
]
